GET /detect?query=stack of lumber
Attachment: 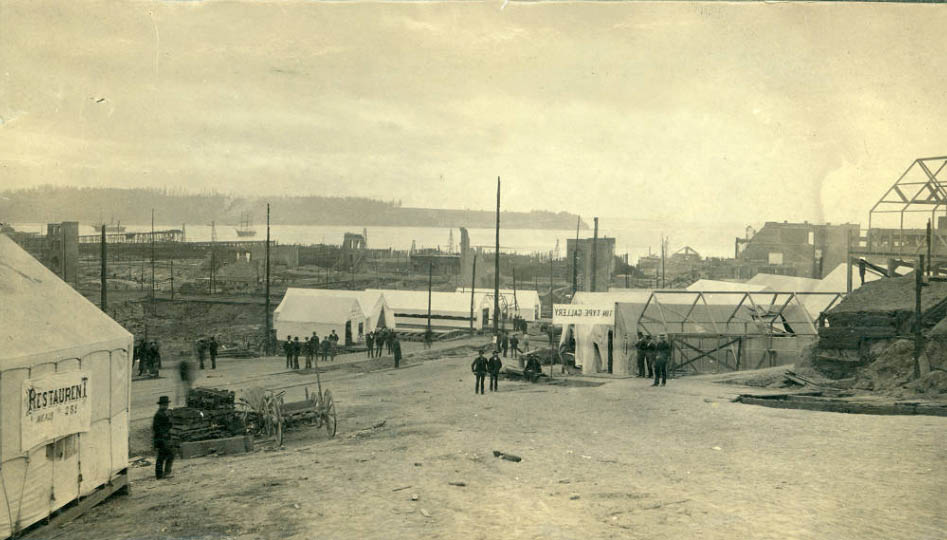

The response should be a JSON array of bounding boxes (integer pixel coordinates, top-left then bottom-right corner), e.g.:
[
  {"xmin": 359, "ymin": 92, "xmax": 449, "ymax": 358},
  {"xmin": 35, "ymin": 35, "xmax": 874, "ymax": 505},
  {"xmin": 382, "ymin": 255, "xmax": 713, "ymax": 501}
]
[{"xmin": 187, "ymin": 387, "xmax": 235, "ymax": 410}]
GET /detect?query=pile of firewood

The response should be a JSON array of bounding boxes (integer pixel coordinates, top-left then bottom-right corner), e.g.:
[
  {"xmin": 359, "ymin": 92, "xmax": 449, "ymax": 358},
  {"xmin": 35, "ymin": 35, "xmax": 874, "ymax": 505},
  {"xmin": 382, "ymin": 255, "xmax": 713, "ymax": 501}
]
[{"xmin": 186, "ymin": 387, "xmax": 235, "ymax": 410}]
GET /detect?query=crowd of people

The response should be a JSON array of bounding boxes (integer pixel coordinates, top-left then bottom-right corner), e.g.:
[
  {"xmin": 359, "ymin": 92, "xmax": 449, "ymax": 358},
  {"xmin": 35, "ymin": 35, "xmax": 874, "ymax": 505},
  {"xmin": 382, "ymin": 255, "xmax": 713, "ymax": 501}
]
[
  {"xmin": 134, "ymin": 339, "xmax": 162, "ymax": 378},
  {"xmin": 634, "ymin": 333, "xmax": 671, "ymax": 386},
  {"xmin": 282, "ymin": 330, "xmax": 341, "ymax": 369}
]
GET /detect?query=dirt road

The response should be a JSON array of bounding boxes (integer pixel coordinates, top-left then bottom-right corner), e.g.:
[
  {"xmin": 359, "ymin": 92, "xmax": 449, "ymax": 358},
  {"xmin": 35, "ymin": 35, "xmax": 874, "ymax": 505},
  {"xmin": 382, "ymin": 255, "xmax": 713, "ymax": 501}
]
[{"xmin": 36, "ymin": 346, "xmax": 946, "ymax": 540}]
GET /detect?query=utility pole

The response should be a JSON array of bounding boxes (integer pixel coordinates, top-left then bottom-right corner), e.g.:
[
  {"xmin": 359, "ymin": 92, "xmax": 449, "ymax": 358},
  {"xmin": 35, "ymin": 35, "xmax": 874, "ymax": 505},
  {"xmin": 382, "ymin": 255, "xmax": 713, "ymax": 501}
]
[
  {"xmin": 170, "ymin": 258, "xmax": 174, "ymax": 301},
  {"xmin": 927, "ymin": 219, "xmax": 932, "ymax": 276},
  {"xmin": 591, "ymin": 217, "xmax": 599, "ymax": 292},
  {"xmin": 512, "ymin": 265, "xmax": 519, "ymax": 314},
  {"xmin": 549, "ymin": 256, "xmax": 554, "ymax": 309},
  {"xmin": 469, "ymin": 253, "xmax": 477, "ymax": 334},
  {"xmin": 914, "ymin": 255, "xmax": 925, "ymax": 379},
  {"xmin": 265, "ymin": 203, "xmax": 272, "ymax": 356},
  {"xmin": 427, "ymin": 261, "xmax": 433, "ymax": 335},
  {"xmin": 661, "ymin": 234, "xmax": 667, "ymax": 288},
  {"xmin": 151, "ymin": 209, "xmax": 156, "ymax": 313},
  {"xmin": 100, "ymin": 225, "xmax": 107, "ymax": 311},
  {"xmin": 494, "ymin": 176, "xmax": 501, "ymax": 337},
  {"xmin": 210, "ymin": 220, "xmax": 216, "ymax": 295},
  {"xmin": 572, "ymin": 216, "xmax": 580, "ymax": 296}
]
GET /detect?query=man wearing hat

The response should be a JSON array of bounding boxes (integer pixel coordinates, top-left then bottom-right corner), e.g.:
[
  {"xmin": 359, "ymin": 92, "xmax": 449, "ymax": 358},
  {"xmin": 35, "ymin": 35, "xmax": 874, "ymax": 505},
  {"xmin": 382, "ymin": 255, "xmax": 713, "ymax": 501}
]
[
  {"xmin": 487, "ymin": 349, "xmax": 503, "ymax": 392},
  {"xmin": 471, "ymin": 349, "xmax": 488, "ymax": 395},
  {"xmin": 153, "ymin": 396, "xmax": 175, "ymax": 479},
  {"xmin": 652, "ymin": 335, "xmax": 671, "ymax": 387}
]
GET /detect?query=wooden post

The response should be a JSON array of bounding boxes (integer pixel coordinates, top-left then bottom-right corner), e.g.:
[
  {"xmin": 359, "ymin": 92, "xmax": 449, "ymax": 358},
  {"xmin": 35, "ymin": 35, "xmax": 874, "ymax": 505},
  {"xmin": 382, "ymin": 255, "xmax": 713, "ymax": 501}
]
[
  {"xmin": 927, "ymin": 219, "xmax": 932, "ymax": 276},
  {"xmin": 494, "ymin": 176, "xmax": 501, "ymax": 337},
  {"xmin": 469, "ymin": 253, "xmax": 477, "ymax": 334},
  {"xmin": 846, "ymin": 228, "xmax": 853, "ymax": 294},
  {"xmin": 170, "ymin": 257, "xmax": 174, "ymax": 301},
  {"xmin": 427, "ymin": 262, "xmax": 433, "ymax": 334},
  {"xmin": 914, "ymin": 255, "xmax": 924, "ymax": 379},
  {"xmin": 591, "ymin": 217, "xmax": 598, "ymax": 292},
  {"xmin": 265, "ymin": 203, "xmax": 272, "ymax": 355},
  {"xmin": 150, "ymin": 209, "xmax": 156, "ymax": 313},
  {"xmin": 572, "ymin": 216, "xmax": 580, "ymax": 296},
  {"xmin": 100, "ymin": 225, "xmax": 107, "ymax": 311}
]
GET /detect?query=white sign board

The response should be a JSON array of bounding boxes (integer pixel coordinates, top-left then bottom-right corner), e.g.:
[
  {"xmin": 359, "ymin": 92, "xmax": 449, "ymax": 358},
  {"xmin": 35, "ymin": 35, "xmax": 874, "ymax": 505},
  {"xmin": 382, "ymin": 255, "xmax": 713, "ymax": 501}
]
[
  {"xmin": 22, "ymin": 371, "xmax": 92, "ymax": 450},
  {"xmin": 553, "ymin": 304, "xmax": 615, "ymax": 326}
]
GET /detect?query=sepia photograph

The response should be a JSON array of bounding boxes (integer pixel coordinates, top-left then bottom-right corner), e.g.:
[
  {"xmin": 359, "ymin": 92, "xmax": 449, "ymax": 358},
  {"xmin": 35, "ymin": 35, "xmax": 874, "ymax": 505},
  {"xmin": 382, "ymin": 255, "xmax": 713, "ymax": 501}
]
[{"xmin": 0, "ymin": 0, "xmax": 944, "ymax": 538}]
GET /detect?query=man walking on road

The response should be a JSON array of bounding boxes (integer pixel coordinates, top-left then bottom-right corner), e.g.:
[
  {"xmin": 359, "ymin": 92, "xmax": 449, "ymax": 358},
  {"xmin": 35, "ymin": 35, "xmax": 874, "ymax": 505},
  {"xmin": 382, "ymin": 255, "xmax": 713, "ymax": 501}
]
[
  {"xmin": 321, "ymin": 336, "xmax": 331, "ymax": 362},
  {"xmin": 392, "ymin": 335, "xmax": 402, "ymax": 368},
  {"xmin": 488, "ymin": 350, "xmax": 503, "ymax": 392},
  {"xmin": 635, "ymin": 333, "xmax": 649, "ymax": 378},
  {"xmin": 501, "ymin": 333, "xmax": 509, "ymax": 358},
  {"xmin": 153, "ymin": 396, "xmax": 175, "ymax": 480},
  {"xmin": 375, "ymin": 330, "xmax": 385, "ymax": 357},
  {"xmin": 208, "ymin": 336, "xmax": 218, "ymax": 370},
  {"xmin": 471, "ymin": 349, "xmax": 488, "ymax": 395},
  {"xmin": 652, "ymin": 334, "xmax": 670, "ymax": 386},
  {"xmin": 197, "ymin": 338, "xmax": 207, "ymax": 370}
]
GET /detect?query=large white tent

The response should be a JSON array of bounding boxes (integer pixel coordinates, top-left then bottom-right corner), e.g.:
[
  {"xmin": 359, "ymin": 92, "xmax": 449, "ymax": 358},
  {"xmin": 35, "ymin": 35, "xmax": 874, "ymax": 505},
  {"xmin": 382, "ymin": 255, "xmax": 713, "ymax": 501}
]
[
  {"xmin": 366, "ymin": 289, "xmax": 483, "ymax": 330},
  {"xmin": 278, "ymin": 288, "xmax": 395, "ymax": 336},
  {"xmin": 0, "ymin": 235, "xmax": 133, "ymax": 537},
  {"xmin": 559, "ymin": 290, "xmax": 653, "ymax": 375},
  {"xmin": 273, "ymin": 292, "xmax": 366, "ymax": 344},
  {"xmin": 457, "ymin": 288, "xmax": 542, "ymax": 322}
]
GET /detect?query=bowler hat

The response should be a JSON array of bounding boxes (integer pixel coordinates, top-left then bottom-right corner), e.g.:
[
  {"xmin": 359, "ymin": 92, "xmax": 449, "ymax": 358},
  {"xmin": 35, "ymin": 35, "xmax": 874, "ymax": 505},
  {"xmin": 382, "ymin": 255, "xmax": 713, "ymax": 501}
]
[{"xmin": 157, "ymin": 395, "xmax": 170, "ymax": 405}]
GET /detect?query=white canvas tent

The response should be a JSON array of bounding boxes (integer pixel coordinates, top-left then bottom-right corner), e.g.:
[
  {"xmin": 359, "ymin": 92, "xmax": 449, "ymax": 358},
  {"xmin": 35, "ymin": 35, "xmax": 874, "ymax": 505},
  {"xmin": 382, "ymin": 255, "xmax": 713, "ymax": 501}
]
[
  {"xmin": 367, "ymin": 289, "xmax": 483, "ymax": 330},
  {"xmin": 559, "ymin": 290, "xmax": 653, "ymax": 375},
  {"xmin": 279, "ymin": 289, "xmax": 395, "ymax": 336},
  {"xmin": 457, "ymin": 288, "xmax": 542, "ymax": 322},
  {"xmin": 0, "ymin": 235, "xmax": 133, "ymax": 538},
  {"xmin": 273, "ymin": 292, "xmax": 366, "ymax": 344}
]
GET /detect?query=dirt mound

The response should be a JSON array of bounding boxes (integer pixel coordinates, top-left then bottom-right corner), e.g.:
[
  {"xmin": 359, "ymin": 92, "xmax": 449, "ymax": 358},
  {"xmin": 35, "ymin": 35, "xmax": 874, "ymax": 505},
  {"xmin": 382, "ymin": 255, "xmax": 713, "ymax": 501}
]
[
  {"xmin": 908, "ymin": 370, "xmax": 947, "ymax": 395},
  {"xmin": 829, "ymin": 274, "xmax": 947, "ymax": 314}
]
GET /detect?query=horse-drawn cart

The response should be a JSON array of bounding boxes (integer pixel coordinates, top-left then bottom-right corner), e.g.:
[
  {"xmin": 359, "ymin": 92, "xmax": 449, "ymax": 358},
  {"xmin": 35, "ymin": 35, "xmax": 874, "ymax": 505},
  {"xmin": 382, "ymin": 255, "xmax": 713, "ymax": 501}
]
[{"xmin": 238, "ymin": 370, "xmax": 337, "ymax": 446}]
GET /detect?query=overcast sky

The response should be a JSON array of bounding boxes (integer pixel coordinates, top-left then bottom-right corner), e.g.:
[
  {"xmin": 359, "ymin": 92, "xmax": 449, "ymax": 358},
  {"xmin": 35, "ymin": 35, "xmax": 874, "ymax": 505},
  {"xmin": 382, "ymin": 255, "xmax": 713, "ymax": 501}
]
[{"xmin": 0, "ymin": 1, "xmax": 944, "ymax": 226}]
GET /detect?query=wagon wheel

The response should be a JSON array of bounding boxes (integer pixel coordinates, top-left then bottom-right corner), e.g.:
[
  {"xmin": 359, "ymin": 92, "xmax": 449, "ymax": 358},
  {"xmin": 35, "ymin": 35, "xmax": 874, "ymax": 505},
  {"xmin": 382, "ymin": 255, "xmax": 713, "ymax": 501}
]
[
  {"xmin": 272, "ymin": 392, "xmax": 285, "ymax": 446},
  {"xmin": 308, "ymin": 390, "xmax": 322, "ymax": 426},
  {"xmin": 321, "ymin": 390, "xmax": 337, "ymax": 438}
]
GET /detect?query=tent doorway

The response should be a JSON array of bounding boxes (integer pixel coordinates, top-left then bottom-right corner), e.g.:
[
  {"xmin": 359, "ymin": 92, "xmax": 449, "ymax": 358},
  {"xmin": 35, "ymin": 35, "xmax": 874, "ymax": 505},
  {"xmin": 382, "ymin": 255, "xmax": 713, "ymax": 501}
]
[
  {"xmin": 345, "ymin": 321, "xmax": 352, "ymax": 346},
  {"xmin": 607, "ymin": 330, "xmax": 614, "ymax": 374}
]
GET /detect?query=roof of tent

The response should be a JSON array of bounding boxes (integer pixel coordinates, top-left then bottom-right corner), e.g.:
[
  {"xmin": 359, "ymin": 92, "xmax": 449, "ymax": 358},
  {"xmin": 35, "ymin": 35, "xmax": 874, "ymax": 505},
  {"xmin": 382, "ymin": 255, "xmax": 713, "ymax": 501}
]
[
  {"xmin": 572, "ymin": 290, "xmax": 655, "ymax": 305},
  {"xmin": 0, "ymin": 234, "xmax": 132, "ymax": 368},
  {"xmin": 458, "ymin": 289, "xmax": 541, "ymax": 309},
  {"xmin": 274, "ymin": 292, "xmax": 364, "ymax": 324},
  {"xmin": 281, "ymin": 288, "xmax": 385, "ymax": 317},
  {"xmin": 746, "ymin": 272, "xmax": 822, "ymax": 292},
  {"xmin": 686, "ymin": 279, "xmax": 771, "ymax": 292},
  {"xmin": 365, "ymin": 289, "xmax": 472, "ymax": 314}
]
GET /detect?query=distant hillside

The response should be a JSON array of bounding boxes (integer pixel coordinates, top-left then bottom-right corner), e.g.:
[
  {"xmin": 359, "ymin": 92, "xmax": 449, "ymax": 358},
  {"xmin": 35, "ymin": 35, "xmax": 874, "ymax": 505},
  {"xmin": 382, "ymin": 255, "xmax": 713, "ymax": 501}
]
[{"xmin": 0, "ymin": 187, "xmax": 588, "ymax": 230}]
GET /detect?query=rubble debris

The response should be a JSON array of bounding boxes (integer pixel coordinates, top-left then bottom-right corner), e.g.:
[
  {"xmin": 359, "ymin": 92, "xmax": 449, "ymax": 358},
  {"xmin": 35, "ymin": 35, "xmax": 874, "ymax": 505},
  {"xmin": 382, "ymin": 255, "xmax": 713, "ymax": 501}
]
[{"xmin": 493, "ymin": 450, "xmax": 522, "ymax": 462}]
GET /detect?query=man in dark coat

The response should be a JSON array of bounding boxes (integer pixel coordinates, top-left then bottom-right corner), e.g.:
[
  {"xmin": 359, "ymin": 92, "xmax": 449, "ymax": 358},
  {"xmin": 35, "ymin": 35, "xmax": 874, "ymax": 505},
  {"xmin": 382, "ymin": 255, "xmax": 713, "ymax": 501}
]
[
  {"xmin": 329, "ymin": 330, "xmax": 339, "ymax": 361},
  {"xmin": 196, "ymin": 338, "xmax": 206, "ymax": 370},
  {"xmin": 292, "ymin": 337, "xmax": 301, "ymax": 369},
  {"xmin": 652, "ymin": 335, "xmax": 670, "ymax": 387},
  {"xmin": 208, "ymin": 336, "xmax": 218, "ymax": 370},
  {"xmin": 149, "ymin": 341, "xmax": 161, "ymax": 377},
  {"xmin": 153, "ymin": 395, "xmax": 174, "ymax": 479},
  {"xmin": 321, "ymin": 336, "xmax": 331, "ymax": 362},
  {"xmin": 284, "ymin": 336, "xmax": 293, "ymax": 368},
  {"xmin": 376, "ymin": 330, "xmax": 385, "ymax": 357},
  {"xmin": 392, "ymin": 335, "xmax": 402, "ymax": 368},
  {"xmin": 471, "ymin": 350, "xmax": 488, "ymax": 395},
  {"xmin": 501, "ymin": 333, "xmax": 509, "ymax": 358},
  {"xmin": 510, "ymin": 334, "xmax": 520, "ymax": 360},
  {"xmin": 487, "ymin": 350, "xmax": 503, "ymax": 392},
  {"xmin": 635, "ymin": 334, "xmax": 649, "ymax": 378},
  {"xmin": 366, "ymin": 331, "xmax": 374, "ymax": 358}
]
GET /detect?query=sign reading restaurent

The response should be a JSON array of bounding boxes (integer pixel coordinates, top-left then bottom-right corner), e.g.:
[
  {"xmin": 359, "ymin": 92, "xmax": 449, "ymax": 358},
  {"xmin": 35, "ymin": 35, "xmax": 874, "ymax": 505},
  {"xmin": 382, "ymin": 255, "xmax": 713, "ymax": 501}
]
[
  {"xmin": 552, "ymin": 304, "xmax": 614, "ymax": 326},
  {"xmin": 22, "ymin": 372, "xmax": 92, "ymax": 449}
]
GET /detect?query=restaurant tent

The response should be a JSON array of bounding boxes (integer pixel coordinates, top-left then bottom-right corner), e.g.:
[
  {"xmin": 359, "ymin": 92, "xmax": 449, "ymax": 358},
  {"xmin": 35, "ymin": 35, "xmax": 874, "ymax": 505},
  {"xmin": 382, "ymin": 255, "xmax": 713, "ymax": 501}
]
[
  {"xmin": 273, "ymin": 292, "xmax": 366, "ymax": 344},
  {"xmin": 0, "ymin": 234, "xmax": 133, "ymax": 538}
]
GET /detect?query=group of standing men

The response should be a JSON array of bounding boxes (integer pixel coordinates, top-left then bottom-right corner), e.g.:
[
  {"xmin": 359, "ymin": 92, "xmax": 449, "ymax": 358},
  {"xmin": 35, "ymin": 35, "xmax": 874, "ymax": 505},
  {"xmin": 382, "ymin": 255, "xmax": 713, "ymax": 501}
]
[
  {"xmin": 195, "ymin": 337, "xmax": 219, "ymax": 370},
  {"xmin": 365, "ymin": 328, "xmax": 397, "ymax": 359},
  {"xmin": 494, "ymin": 331, "xmax": 528, "ymax": 360},
  {"xmin": 134, "ymin": 339, "xmax": 162, "ymax": 378},
  {"xmin": 635, "ymin": 334, "xmax": 671, "ymax": 386},
  {"xmin": 471, "ymin": 348, "xmax": 503, "ymax": 394},
  {"xmin": 284, "ymin": 330, "xmax": 340, "ymax": 369}
]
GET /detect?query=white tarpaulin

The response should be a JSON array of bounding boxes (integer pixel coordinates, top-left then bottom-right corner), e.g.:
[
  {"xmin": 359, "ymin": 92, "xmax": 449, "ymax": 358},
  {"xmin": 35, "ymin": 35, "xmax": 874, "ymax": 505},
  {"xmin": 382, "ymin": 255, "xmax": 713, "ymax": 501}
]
[
  {"xmin": 22, "ymin": 371, "xmax": 92, "ymax": 451},
  {"xmin": 553, "ymin": 304, "xmax": 615, "ymax": 326}
]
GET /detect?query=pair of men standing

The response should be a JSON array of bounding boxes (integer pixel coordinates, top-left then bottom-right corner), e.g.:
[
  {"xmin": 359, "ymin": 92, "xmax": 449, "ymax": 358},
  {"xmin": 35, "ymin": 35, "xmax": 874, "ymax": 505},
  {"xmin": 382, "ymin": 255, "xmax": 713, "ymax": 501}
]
[
  {"xmin": 196, "ymin": 337, "xmax": 218, "ymax": 370},
  {"xmin": 471, "ymin": 349, "xmax": 502, "ymax": 394},
  {"xmin": 635, "ymin": 334, "xmax": 670, "ymax": 386}
]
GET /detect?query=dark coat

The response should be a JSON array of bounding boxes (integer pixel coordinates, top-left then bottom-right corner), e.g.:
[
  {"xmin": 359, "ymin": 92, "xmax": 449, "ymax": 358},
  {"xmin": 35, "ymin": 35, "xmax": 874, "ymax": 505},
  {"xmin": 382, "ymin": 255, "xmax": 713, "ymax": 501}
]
[
  {"xmin": 153, "ymin": 408, "xmax": 172, "ymax": 448},
  {"xmin": 487, "ymin": 354, "xmax": 502, "ymax": 374},
  {"xmin": 471, "ymin": 355, "xmax": 488, "ymax": 374}
]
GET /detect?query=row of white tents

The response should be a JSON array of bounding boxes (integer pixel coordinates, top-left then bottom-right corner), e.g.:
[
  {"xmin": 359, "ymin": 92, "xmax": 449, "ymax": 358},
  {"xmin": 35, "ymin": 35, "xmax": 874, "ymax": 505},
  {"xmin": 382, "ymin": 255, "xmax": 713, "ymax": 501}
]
[
  {"xmin": 562, "ymin": 263, "xmax": 882, "ymax": 375},
  {"xmin": 274, "ymin": 287, "xmax": 542, "ymax": 342}
]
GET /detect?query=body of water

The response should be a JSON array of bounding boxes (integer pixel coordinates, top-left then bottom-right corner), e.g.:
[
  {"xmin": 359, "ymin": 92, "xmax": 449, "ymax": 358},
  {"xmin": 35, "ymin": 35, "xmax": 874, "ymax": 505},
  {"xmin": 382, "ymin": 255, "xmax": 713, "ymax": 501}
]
[{"xmin": 12, "ymin": 219, "xmax": 747, "ymax": 263}]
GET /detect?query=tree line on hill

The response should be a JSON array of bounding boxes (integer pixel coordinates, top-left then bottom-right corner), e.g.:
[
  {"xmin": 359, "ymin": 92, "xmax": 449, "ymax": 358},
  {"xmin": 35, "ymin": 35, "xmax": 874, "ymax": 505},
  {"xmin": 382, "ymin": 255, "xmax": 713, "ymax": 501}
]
[{"xmin": 0, "ymin": 186, "xmax": 587, "ymax": 230}]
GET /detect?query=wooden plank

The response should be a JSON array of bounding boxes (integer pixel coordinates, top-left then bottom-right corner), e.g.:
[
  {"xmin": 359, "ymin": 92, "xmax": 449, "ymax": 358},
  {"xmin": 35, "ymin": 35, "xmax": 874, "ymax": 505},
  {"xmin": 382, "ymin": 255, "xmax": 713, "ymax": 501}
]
[{"xmin": 23, "ymin": 470, "xmax": 129, "ymax": 539}]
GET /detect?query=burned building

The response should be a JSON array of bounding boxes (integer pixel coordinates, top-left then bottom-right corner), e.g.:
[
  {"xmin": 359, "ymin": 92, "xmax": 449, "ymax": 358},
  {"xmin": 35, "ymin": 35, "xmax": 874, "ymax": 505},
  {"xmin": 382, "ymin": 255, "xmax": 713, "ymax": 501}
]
[
  {"xmin": 566, "ymin": 236, "xmax": 616, "ymax": 292},
  {"xmin": 735, "ymin": 221, "xmax": 858, "ymax": 279}
]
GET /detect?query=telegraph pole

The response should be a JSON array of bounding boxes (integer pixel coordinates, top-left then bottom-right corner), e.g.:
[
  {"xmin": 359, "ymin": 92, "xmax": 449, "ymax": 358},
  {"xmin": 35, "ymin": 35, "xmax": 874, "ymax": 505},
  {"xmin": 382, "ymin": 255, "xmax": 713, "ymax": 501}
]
[
  {"xmin": 572, "ymin": 216, "xmax": 579, "ymax": 296},
  {"xmin": 427, "ymin": 261, "xmax": 433, "ymax": 334},
  {"xmin": 469, "ymin": 253, "xmax": 477, "ymax": 334},
  {"xmin": 591, "ymin": 217, "xmax": 599, "ymax": 292},
  {"xmin": 170, "ymin": 258, "xmax": 174, "ymax": 301},
  {"xmin": 100, "ymin": 225, "xmax": 107, "ymax": 311},
  {"xmin": 914, "ymin": 255, "xmax": 925, "ymax": 379},
  {"xmin": 494, "ymin": 176, "xmax": 501, "ymax": 337},
  {"xmin": 151, "ymin": 209, "xmax": 156, "ymax": 312},
  {"xmin": 265, "ymin": 203, "xmax": 272, "ymax": 355}
]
